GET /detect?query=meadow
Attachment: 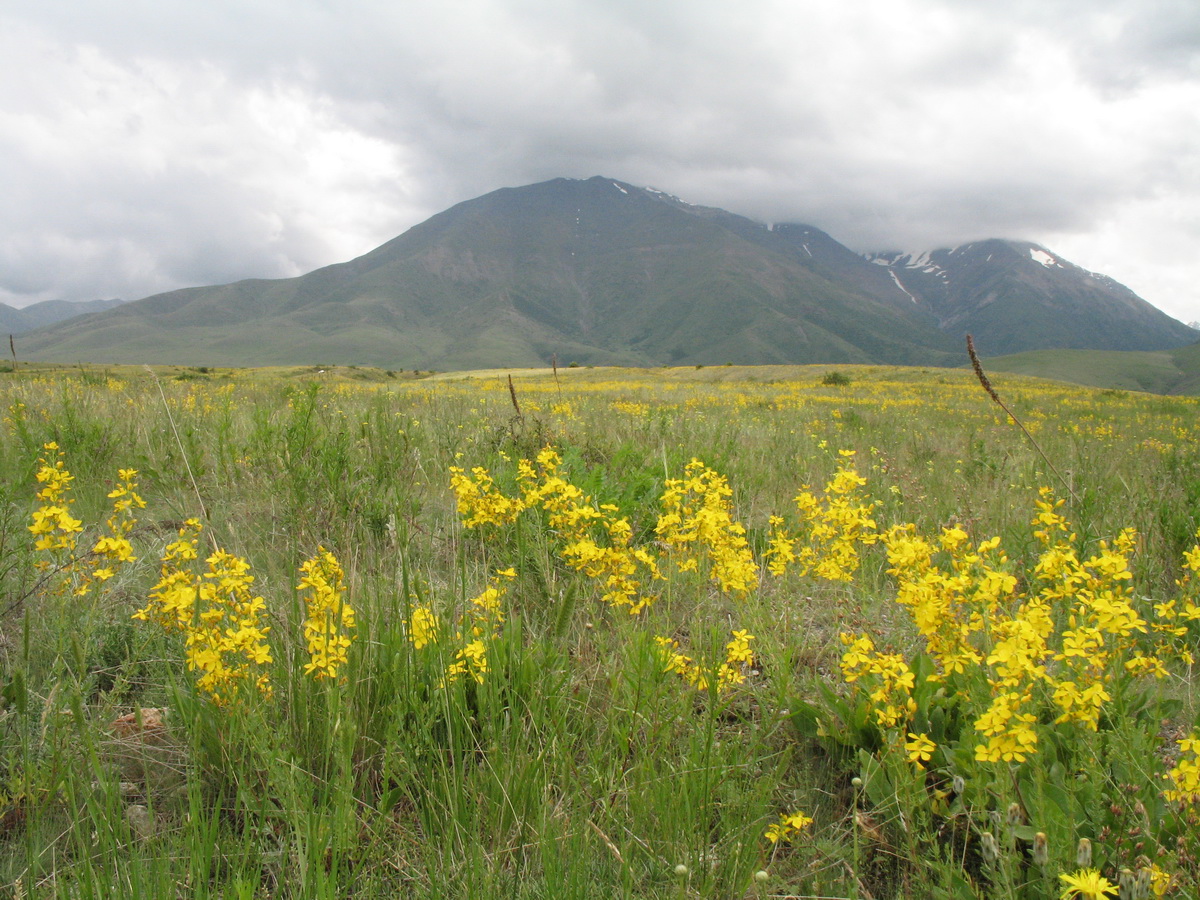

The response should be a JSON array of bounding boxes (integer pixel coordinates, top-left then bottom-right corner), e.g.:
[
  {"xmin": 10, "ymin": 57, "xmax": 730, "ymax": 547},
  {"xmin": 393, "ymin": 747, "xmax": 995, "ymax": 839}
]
[{"xmin": 0, "ymin": 361, "xmax": 1198, "ymax": 899}]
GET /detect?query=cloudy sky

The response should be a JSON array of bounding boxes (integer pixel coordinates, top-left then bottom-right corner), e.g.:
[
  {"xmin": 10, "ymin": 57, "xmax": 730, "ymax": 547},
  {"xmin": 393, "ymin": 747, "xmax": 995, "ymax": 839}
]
[{"xmin": 2, "ymin": 0, "xmax": 1198, "ymax": 323}]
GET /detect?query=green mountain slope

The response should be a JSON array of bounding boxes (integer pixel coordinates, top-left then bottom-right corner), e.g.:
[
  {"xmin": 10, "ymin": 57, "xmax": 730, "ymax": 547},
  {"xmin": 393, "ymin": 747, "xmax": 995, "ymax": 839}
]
[
  {"xmin": 2, "ymin": 298, "xmax": 124, "ymax": 336},
  {"xmin": 987, "ymin": 338, "xmax": 1200, "ymax": 394},
  {"xmin": 17, "ymin": 177, "xmax": 963, "ymax": 369}
]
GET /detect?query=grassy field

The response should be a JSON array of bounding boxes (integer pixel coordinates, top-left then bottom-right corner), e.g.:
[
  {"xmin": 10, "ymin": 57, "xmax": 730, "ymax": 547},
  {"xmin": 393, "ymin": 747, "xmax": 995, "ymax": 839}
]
[{"xmin": 1, "ymin": 362, "xmax": 1198, "ymax": 898}]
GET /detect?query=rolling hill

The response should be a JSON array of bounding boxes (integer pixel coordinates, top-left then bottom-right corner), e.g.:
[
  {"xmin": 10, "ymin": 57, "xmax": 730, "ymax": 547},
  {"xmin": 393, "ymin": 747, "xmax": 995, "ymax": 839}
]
[
  {"xmin": 1, "ymin": 298, "xmax": 124, "ymax": 336},
  {"xmin": 987, "ymin": 340, "xmax": 1200, "ymax": 395}
]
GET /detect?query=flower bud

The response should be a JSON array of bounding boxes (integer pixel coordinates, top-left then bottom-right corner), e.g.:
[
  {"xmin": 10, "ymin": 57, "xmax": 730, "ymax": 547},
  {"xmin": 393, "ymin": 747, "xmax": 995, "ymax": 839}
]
[
  {"xmin": 1076, "ymin": 837, "xmax": 1092, "ymax": 868},
  {"xmin": 674, "ymin": 864, "xmax": 689, "ymax": 877},
  {"xmin": 1006, "ymin": 803, "xmax": 1023, "ymax": 827},
  {"xmin": 1031, "ymin": 832, "xmax": 1048, "ymax": 867},
  {"xmin": 952, "ymin": 774, "xmax": 966, "ymax": 795},
  {"xmin": 1134, "ymin": 867, "xmax": 1152, "ymax": 900},
  {"xmin": 1118, "ymin": 867, "xmax": 1136, "ymax": 900},
  {"xmin": 980, "ymin": 831, "xmax": 1000, "ymax": 865},
  {"xmin": 754, "ymin": 871, "xmax": 769, "ymax": 883}
]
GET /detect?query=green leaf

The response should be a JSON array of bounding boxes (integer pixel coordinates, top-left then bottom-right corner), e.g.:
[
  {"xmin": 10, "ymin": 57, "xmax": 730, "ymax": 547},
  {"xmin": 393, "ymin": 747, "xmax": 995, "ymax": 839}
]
[
  {"xmin": 377, "ymin": 786, "xmax": 405, "ymax": 816},
  {"xmin": 788, "ymin": 699, "xmax": 826, "ymax": 740},
  {"xmin": 857, "ymin": 749, "xmax": 894, "ymax": 809},
  {"xmin": 1, "ymin": 670, "xmax": 25, "ymax": 716},
  {"xmin": 1011, "ymin": 824, "xmax": 1039, "ymax": 842}
]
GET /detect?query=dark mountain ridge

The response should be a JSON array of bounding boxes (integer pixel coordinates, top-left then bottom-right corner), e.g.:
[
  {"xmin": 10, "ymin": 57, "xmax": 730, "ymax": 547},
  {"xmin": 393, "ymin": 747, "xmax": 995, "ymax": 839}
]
[{"xmin": 17, "ymin": 177, "xmax": 1195, "ymax": 368}]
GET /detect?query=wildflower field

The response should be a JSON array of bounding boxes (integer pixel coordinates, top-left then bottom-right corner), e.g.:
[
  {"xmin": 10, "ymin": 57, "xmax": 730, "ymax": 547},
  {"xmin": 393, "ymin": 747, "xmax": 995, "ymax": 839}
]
[{"xmin": 1, "ymin": 361, "xmax": 1198, "ymax": 899}]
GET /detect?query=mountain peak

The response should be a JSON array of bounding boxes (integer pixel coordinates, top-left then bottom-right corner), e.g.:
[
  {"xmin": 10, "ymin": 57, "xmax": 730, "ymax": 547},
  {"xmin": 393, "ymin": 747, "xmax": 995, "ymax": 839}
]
[
  {"xmin": 866, "ymin": 239, "xmax": 1194, "ymax": 354},
  {"xmin": 16, "ymin": 177, "xmax": 1196, "ymax": 367}
]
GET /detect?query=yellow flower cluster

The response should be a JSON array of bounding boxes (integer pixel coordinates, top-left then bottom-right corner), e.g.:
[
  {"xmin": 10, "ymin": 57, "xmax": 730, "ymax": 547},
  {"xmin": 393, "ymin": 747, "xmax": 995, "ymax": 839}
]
[
  {"xmin": 22, "ymin": 446, "xmax": 367, "ymax": 702},
  {"xmin": 452, "ymin": 448, "xmax": 669, "ymax": 613},
  {"xmin": 448, "ymin": 465, "xmax": 525, "ymax": 528},
  {"xmin": 28, "ymin": 445, "xmax": 146, "ymax": 599},
  {"xmin": 445, "ymin": 638, "xmax": 489, "ymax": 685},
  {"xmin": 654, "ymin": 630, "xmax": 755, "ymax": 693},
  {"xmin": 408, "ymin": 606, "xmax": 439, "ymax": 650},
  {"xmin": 82, "ymin": 468, "xmax": 144, "ymax": 591},
  {"xmin": 28, "ymin": 442, "xmax": 83, "ymax": 557},
  {"xmin": 766, "ymin": 451, "xmax": 877, "ymax": 581},
  {"xmin": 844, "ymin": 485, "xmax": 1198, "ymax": 769},
  {"xmin": 562, "ymin": 513, "xmax": 661, "ymax": 613},
  {"xmin": 1163, "ymin": 735, "xmax": 1200, "ymax": 804},
  {"xmin": 407, "ymin": 572, "xmax": 511, "ymax": 685},
  {"xmin": 656, "ymin": 460, "xmax": 759, "ymax": 596},
  {"xmin": 609, "ymin": 400, "xmax": 650, "ymax": 417},
  {"xmin": 839, "ymin": 633, "xmax": 916, "ymax": 729},
  {"xmin": 298, "ymin": 548, "xmax": 355, "ymax": 680},
  {"xmin": 764, "ymin": 809, "xmax": 813, "ymax": 844},
  {"xmin": 448, "ymin": 448, "xmax": 893, "ymax": 624},
  {"xmin": 134, "ymin": 520, "xmax": 273, "ymax": 704},
  {"xmin": 454, "ymin": 450, "xmax": 765, "ymax": 613},
  {"xmin": 1169, "ymin": 527, "xmax": 1200, "ymax": 628}
]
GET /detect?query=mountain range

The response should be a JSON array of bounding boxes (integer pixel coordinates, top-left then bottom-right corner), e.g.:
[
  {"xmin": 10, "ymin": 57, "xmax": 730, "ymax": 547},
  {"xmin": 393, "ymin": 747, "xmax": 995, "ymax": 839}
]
[
  {"xmin": 15, "ymin": 177, "xmax": 1197, "ymax": 369},
  {"xmin": 2, "ymin": 298, "xmax": 124, "ymax": 336}
]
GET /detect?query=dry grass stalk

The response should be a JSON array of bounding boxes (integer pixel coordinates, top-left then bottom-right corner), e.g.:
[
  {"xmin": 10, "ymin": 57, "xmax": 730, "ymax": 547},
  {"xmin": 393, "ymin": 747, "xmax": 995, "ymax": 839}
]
[
  {"xmin": 966, "ymin": 335, "xmax": 1077, "ymax": 501},
  {"xmin": 144, "ymin": 365, "xmax": 215, "ymax": 542},
  {"xmin": 507, "ymin": 374, "xmax": 524, "ymax": 423}
]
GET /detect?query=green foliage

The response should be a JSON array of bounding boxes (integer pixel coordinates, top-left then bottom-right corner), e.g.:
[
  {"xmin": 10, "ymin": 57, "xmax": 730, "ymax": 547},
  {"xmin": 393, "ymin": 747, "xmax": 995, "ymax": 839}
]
[{"xmin": 821, "ymin": 370, "xmax": 852, "ymax": 386}]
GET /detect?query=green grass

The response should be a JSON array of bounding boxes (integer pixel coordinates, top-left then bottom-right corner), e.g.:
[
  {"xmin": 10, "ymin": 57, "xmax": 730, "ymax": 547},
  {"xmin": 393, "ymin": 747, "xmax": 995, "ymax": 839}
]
[{"xmin": 1, "ymin": 363, "xmax": 1198, "ymax": 897}]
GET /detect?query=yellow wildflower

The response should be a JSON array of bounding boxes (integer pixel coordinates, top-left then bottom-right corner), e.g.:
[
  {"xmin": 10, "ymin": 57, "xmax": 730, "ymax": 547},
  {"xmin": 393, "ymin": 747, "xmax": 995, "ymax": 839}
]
[
  {"xmin": 1057, "ymin": 868, "xmax": 1117, "ymax": 899},
  {"xmin": 765, "ymin": 810, "xmax": 813, "ymax": 843},
  {"xmin": 905, "ymin": 732, "xmax": 936, "ymax": 768},
  {"xmin": 298, "ymin": 548, "xmax": 355, "ymax": 680}
]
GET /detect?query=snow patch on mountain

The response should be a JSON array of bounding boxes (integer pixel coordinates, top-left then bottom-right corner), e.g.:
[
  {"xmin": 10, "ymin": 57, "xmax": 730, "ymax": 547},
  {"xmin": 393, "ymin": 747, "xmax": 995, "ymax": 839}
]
[
  {"xmin": 889, "ymin": 270, "xmax": 918, "ymax": 304},
  {"xmin": 1029, "ymin": 248, "xmax": 1060, "ymax": 268},
  {"xmin": 640, "ymin": 185, "xmax": 694, "ymax": 205}
]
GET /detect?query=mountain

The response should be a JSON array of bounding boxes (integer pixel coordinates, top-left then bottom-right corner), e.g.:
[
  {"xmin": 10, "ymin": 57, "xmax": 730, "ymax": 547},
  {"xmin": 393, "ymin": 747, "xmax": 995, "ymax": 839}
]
[
  {"xmin": 17, "ymin": 178, "xmax": 961, "ymax": 369},
  {"xmin": 1, "ymin": 298, "xmax": 124, "ymax": 336},
  {"xmin": 17, "ymin": 178, "xmax": 1195, "ymax": 369},
  {"xmin": 865, "ymin": 241, "xmax": 1196, "ymax": 355}
]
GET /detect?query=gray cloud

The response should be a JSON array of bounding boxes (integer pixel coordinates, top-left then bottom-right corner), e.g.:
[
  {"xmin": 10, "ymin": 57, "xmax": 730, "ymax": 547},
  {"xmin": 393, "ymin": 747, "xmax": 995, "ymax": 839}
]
[{"xmin": 2, "ymin": 0, "xmax": 1199, "ymax": 322}]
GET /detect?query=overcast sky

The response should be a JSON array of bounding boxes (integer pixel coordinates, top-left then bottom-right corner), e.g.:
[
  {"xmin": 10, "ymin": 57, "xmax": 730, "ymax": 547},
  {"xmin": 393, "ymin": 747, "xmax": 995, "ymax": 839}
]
[{"xmin": 2, "ymin": 1, "xmax": 1198, "ymax": 323}]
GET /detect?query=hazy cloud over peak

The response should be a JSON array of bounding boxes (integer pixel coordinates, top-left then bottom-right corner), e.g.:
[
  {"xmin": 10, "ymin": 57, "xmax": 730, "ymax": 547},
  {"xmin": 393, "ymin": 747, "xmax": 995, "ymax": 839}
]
[{"xmin": 2, "ymin": 1, "xmax": 1198, "ymax": 323}]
